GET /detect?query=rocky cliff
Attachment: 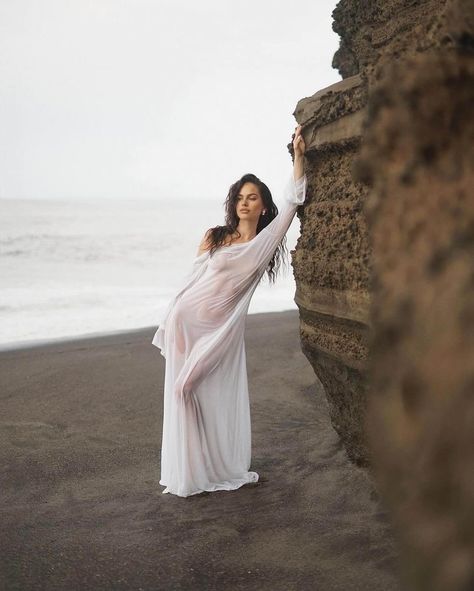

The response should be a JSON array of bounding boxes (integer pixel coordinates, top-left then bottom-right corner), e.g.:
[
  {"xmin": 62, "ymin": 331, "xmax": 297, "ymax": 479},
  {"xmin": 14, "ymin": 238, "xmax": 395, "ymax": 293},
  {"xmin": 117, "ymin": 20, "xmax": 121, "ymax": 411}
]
[
  {"xmin": 291, "ymin": 1, "xmax": 474, "ymax": 589},
  {"xmin": 291, "ymin": 74, "xmax": 370, "ymax": 466}
]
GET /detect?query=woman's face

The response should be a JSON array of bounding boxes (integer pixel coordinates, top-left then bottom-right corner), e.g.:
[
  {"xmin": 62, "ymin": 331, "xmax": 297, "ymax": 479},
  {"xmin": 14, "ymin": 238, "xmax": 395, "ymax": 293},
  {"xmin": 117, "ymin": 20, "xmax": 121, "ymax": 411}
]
[{"xmin": 236, "ymin": 182, "xmax": 264, "ymax": 221}]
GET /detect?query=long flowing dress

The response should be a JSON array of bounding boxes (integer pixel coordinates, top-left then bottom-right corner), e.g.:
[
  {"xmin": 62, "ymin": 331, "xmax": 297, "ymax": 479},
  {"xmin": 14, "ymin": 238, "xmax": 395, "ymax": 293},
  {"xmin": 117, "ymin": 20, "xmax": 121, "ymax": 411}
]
[{"xmin": 152, "ymin": 172, "xmax": 307, "ymax": 497}]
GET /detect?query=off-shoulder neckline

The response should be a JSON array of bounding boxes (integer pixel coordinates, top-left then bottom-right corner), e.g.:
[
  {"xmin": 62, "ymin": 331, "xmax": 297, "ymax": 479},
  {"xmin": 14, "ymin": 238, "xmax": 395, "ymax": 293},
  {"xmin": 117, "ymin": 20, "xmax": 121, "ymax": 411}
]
[
  {"xmin": 195, "ymin": 233, "xmax": 258, "ymax": 260},
  {"xmin": 221, "ymin": 233, "xmax": 259, "ymax": 248},
  {"xmin": 222, "ymin": 239, "xmax": 254, "ymax": 248}
]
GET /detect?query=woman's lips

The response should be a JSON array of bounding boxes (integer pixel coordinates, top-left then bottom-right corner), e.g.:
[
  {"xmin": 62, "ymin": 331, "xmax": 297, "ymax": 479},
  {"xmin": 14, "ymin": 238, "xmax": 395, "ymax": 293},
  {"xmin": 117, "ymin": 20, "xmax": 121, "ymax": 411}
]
[{"xmin": 240, "ymin": 210, "xmax": 249, "ymax": 213}]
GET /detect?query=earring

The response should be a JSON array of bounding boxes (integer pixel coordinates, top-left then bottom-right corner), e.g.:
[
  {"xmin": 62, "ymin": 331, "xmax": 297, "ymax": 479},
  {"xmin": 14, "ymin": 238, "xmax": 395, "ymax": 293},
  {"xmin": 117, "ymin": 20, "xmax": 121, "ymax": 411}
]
[{"xmin": 262, "ymin": 210, "xmax": 266, "ymax": 215}]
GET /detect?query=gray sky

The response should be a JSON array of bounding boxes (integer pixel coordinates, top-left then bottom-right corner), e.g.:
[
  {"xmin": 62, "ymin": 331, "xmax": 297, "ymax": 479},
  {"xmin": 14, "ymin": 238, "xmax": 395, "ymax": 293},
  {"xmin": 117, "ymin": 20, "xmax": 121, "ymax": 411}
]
[{"xmin": 0, "ymin": 0, "xmax": 340, "ymax": 201}]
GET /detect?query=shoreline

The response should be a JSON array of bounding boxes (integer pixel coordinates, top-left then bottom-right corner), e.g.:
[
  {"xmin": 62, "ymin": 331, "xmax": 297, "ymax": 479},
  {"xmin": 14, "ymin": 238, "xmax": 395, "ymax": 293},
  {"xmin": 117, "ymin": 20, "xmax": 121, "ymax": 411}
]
[
  {"xmin": 0, "ymin": 324, "xmax": 157, "ymax": 354},
  {"xmin": 0, "ymin": 308, "xmax": 299, "ymax": 354}
]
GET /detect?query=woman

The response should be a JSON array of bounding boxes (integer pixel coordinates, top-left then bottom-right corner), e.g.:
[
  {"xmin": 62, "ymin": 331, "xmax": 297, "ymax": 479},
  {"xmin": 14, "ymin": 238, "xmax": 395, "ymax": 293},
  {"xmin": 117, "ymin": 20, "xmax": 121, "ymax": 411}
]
[{"xmin": 152, "ymin": 125, "xmax": 307, "ymax": 497}]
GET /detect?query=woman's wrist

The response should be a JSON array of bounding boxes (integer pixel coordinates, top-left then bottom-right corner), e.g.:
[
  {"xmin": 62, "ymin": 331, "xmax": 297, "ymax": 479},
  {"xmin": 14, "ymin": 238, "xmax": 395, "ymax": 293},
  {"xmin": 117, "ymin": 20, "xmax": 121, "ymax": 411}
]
[{"xmin": 293, "ymin": 154, "xmax": 305, "ymax": 182}]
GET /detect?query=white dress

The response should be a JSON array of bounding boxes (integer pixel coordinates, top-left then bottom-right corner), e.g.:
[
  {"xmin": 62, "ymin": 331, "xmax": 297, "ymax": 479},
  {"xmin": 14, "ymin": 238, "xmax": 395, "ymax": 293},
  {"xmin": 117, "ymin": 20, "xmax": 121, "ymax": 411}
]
[{"xmin": 152, "ymin": 172, "xmax": 307, "ymax": 497}]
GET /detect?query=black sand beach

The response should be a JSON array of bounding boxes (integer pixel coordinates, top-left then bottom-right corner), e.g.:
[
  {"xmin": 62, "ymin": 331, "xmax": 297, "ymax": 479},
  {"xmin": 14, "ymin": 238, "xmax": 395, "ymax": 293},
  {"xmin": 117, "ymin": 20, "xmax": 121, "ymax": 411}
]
[{"xmin": 0, "ymin": 310, "xmax": 402, "ymax": 590}]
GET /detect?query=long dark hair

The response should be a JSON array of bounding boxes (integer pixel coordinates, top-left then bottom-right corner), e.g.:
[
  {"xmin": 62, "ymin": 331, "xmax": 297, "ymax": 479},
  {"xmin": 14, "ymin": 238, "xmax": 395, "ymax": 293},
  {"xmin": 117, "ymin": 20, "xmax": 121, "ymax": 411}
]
[{"xmin": 206, "ymin": 173, "xmax": 288, "ymax": 284}]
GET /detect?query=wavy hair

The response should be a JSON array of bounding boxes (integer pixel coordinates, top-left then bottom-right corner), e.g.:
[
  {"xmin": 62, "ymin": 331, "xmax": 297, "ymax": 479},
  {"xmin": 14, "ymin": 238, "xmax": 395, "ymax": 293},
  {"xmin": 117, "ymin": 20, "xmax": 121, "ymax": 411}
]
[{"xmin": 205, "ymin": 173, "xmax": 288, "ymax": 284}]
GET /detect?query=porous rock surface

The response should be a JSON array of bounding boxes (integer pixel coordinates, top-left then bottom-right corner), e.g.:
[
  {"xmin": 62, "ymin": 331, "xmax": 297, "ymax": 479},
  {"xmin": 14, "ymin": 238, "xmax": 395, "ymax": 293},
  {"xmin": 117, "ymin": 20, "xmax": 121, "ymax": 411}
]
[
  {"xmin": 291, "ymin": 74, "xmax": 370, "ymax": 466},
  {"xmin": 290, "ymin": 0, "xmax": 472, "ymax": 465},
  {"xmin": 291, "ymin": 0, "xmax": 474, "ymax": 589}
]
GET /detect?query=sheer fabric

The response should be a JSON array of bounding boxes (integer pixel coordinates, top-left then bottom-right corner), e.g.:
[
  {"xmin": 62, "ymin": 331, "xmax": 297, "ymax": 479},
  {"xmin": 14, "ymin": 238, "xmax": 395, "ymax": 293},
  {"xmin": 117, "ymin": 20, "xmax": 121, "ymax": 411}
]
[{"xmin": 152, "ymin": 173, "xmax": 307, "ymax": 497}]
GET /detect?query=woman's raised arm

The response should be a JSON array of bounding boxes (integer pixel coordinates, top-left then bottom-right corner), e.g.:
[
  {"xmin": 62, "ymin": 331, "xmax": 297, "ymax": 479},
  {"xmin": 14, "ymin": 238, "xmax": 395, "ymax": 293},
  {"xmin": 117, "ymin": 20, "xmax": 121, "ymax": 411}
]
[{"xmin": 249, "ymin": 125, "xmax": 307, "ymax": 272}]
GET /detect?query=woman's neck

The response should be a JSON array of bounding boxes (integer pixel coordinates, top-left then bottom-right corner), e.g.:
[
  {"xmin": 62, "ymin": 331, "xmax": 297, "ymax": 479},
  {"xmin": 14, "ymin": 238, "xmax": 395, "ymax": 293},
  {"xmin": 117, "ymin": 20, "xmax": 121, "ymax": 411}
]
[{"xmin": 234, "ymin": 221, "xmax": 257, "ymax": 241}]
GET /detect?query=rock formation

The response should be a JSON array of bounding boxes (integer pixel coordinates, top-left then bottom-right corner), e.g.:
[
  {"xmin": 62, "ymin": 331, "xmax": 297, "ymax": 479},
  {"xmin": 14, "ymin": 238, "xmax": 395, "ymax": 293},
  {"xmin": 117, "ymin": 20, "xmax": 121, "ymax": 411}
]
[
  {"xmin": 292, "ymin": 1, "xmax": 474, "ymax": 589},
  {"xmin": 291, "ymin": 74, "xmax": 370, "ymax": 466},
  {"xmin": 360, "ymin": 49, "xmax": 474, "ymax": 591}
]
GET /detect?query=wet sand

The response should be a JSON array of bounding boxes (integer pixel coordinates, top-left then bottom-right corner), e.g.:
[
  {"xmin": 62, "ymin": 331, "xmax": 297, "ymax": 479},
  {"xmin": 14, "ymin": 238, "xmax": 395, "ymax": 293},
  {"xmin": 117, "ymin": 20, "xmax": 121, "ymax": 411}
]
[{"xmin": 0, "ymin": 310, "xmax": 402, "ymax": 590}]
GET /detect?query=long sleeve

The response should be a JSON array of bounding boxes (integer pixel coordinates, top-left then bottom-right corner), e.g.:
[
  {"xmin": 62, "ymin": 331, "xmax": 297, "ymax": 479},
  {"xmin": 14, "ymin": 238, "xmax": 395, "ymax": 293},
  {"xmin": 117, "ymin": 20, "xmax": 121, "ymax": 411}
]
[
  {"xmin": 251, "ymin": 173, "xmax": 307, "ymax": 273},
  {"xmin": 151, "ymin": 251, "xmax": 209, "ymax": 355}
]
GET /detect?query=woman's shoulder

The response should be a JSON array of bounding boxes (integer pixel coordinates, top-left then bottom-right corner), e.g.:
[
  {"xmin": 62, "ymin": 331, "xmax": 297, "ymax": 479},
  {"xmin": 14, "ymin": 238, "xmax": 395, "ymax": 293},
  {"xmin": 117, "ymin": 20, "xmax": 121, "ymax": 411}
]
[
  {"xmin": 197, "ymin": 227, "xmax": 214, "ymax": 254},
  {"xmin": 197, "ymin": 225, "xmax": 230, "ymax": 254}
]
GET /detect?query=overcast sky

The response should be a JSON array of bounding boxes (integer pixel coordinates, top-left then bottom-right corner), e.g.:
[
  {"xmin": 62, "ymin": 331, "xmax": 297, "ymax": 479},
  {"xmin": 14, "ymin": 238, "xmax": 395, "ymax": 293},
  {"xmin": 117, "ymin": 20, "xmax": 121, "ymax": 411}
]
[{"xmin": 0, "ymin": 0, "xmax": 340, "ymax": 202}]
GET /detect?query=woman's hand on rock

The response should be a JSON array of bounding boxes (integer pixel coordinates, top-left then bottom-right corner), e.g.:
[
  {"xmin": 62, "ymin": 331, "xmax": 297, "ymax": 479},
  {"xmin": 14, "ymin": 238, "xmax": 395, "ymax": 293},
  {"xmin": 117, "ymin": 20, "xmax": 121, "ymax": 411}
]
[{"xmin": 293, "ymin": 125, "xmax": 306, "ymax": 158}]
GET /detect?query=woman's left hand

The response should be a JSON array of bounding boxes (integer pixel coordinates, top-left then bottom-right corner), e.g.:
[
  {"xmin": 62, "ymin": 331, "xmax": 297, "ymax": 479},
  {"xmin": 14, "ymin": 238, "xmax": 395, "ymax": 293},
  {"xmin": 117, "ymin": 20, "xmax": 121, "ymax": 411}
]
[{"xmin": 293, "ymin": 125, "xmax": 306, "ymax": 158}]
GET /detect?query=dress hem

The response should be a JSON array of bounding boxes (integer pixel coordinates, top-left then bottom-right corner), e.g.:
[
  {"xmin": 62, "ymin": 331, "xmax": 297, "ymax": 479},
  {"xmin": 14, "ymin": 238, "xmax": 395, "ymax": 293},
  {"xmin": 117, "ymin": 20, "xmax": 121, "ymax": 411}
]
[{"xmin": 159, "ymin": 471, "xmax": 259, "ymax": 498}]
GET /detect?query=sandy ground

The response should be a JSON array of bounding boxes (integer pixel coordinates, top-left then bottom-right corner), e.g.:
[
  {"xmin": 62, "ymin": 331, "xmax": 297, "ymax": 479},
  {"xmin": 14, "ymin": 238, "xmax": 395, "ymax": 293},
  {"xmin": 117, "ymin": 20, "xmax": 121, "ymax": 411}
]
[{"xmin": 0, "ymin": 310, "xmax": 402, "ymax": 591}]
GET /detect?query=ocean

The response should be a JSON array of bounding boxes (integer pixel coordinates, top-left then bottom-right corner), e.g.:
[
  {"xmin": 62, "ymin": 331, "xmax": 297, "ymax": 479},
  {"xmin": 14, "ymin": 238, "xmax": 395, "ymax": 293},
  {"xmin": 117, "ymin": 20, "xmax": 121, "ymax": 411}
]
[{"xmin": 0, "ymin": 196, "xmax": 301, "ymax": 349}]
